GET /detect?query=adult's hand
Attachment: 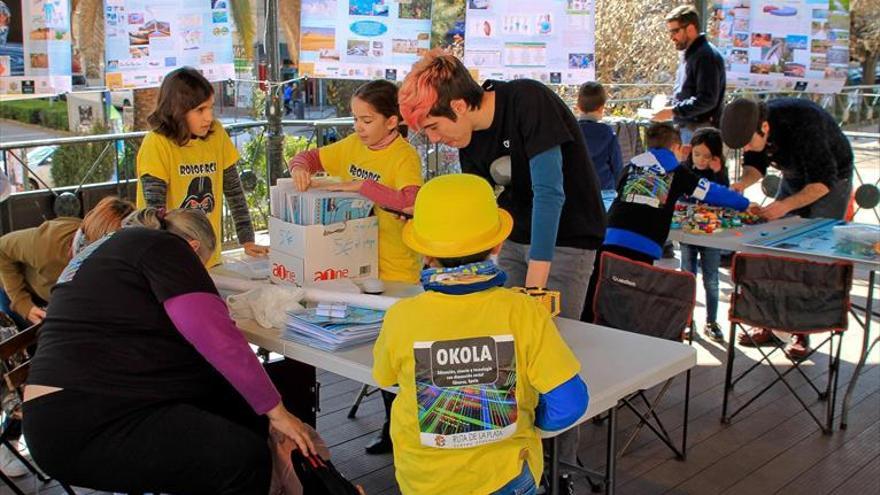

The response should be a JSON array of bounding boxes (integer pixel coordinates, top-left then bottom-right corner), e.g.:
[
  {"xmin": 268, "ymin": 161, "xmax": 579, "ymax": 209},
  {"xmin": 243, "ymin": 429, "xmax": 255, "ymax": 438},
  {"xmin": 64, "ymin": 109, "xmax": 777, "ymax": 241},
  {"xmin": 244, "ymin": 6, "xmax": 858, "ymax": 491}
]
[
  {"xmin": 525, "ymin": 260, "xmax": 551, "ymax": 289},
  {"xmin": 651, "ymin": 107, "xmax": 675, "ymax": 122},
  {"xmin": 243, "ymin": 242, "xmax": 269, "ymax": 257},
  {"xmin": 730, "ymin": 182, "xmax": 748, "ymax": 194},
  {"xmin": 759, "ymin": 200, "xmax": 792, "ymax": 221},
  {"xmin": 267, "ymin": 403, "xmax": 317, "ymax": 456},
  {"xmin": 292, "ymin": 168, "xmax": 311, "ymax": 192},
  {"xmin": 27, "ymin": 306, "xmax": 46, "ymax": 324}
]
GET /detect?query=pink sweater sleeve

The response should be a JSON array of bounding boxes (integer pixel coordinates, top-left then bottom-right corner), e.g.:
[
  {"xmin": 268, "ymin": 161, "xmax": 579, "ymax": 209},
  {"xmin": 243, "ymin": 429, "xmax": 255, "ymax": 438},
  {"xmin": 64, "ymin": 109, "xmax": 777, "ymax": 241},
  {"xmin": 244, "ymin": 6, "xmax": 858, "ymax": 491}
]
[
  {"xmin": 288, "ymin": 148, "xmax": 324, "ymax": 175},
  {"xmin": 360, "ymin": 182, "xmax": 420, "ymax": 211},
  {"xmin": 164, "ymin": 292, "xmax": 281, "ymax": 415}
]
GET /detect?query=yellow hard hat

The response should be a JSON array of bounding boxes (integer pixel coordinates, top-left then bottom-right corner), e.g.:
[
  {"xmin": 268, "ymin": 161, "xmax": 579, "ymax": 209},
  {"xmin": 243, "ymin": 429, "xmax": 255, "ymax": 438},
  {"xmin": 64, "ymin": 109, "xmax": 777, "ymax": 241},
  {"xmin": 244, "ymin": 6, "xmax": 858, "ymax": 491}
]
[{"xmin": 402, "ymin": 173, "xmax": 513, "ymax": 258}]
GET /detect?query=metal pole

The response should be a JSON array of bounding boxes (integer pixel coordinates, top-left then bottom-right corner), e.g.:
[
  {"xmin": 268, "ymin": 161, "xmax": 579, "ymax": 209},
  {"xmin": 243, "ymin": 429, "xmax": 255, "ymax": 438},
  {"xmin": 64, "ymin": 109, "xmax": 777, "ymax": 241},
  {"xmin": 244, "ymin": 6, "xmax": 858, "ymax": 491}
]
[{"xmin": 265, "ymin": 0, "xmax": 285, "ymax": 187}]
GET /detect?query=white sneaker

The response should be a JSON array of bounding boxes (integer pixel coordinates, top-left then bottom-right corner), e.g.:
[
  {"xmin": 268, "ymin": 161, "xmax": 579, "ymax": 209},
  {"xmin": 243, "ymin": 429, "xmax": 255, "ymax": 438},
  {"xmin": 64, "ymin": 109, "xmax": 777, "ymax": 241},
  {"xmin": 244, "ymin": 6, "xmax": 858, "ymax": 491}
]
[{"xmin": 0, "ymin": 441, "xmax": 29, "ymax": 478}]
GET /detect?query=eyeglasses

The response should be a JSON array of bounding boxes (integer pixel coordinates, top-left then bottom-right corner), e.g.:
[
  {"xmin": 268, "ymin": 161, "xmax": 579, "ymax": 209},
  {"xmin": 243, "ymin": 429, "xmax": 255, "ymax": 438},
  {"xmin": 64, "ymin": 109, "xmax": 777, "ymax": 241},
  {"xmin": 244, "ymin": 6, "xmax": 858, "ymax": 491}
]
[{"xmin": 668, "ymin": 26, "xmax": 686, "ymax": 36}]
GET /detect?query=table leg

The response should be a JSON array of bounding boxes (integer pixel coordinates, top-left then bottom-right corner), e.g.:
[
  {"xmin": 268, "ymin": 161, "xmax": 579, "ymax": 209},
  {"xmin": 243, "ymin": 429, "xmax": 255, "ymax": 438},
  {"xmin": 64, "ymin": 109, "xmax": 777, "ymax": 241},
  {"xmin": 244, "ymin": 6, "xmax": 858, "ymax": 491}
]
[
  {"xmin": 605, "ymin": 405, "xmax": 618, "ymax": 495},
  {"xmin": 264, "ymin": 357, "xmax": 318, "ymax": 427},
  {"xmin": 549, "ymin": 436, "xmax": 559, "ymax": 495},
  {"xmin": 841, "ymin": 270, "xmax": 875, "ymax": 429}
]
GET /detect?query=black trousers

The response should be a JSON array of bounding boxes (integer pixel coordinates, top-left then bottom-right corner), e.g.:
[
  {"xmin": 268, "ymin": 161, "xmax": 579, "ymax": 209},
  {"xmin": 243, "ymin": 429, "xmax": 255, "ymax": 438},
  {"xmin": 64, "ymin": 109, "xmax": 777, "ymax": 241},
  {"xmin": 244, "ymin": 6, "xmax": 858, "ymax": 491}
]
[
  {"xmin": 581, "ymin": 244, "xmax": 656, "ymax": 323},
  {"xmin": 22, "ymin": 387, "xmax": 271, "ymax": 495}
]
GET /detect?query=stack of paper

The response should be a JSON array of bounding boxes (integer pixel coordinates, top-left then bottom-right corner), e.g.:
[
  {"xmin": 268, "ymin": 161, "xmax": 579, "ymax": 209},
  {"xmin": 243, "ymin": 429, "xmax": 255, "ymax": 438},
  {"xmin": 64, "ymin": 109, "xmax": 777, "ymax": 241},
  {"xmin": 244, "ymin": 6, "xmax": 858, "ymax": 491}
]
[
  {"xmin": 283, "ymin": 306, "xmax": 385, "ymax": 351},
  {"xmin": 269, "ymin": 188, "xmax": 374, "ymax": 226}
]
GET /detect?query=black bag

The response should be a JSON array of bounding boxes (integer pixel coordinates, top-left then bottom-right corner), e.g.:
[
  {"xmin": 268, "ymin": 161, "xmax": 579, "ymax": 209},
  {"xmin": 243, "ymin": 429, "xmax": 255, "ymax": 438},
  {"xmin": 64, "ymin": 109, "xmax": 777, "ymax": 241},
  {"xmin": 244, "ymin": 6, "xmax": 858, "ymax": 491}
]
[{"xmin": 290, "ymin": 450, "xmax": 360, "ymax": 495}]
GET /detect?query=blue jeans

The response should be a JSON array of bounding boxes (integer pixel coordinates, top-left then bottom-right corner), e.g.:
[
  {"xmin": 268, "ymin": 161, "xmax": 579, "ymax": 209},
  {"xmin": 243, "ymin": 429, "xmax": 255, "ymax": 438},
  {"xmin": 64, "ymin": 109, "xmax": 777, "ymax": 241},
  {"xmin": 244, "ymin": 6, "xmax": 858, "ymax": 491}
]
[
  {"xmin": 680, "ymin": 244, "xmax": 720, "ymax": 323},
  {"xmin": 0, "ymin": 288, "xmax": 29, "ymax": 329},
  {"xmin": 491, "ymin": 462, "xmax": 537, "ymax": 495}
]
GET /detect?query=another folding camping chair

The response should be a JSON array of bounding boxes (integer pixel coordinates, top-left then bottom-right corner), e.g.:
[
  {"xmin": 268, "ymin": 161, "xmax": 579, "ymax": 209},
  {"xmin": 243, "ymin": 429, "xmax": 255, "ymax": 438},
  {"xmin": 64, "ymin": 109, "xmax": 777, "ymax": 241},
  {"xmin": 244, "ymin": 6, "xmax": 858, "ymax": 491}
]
[
  {"xmin": 592, "ymin": 252, "xmax": 696, "ymax": 459},
  {"xmin": 722, "ymin": 253, "xmax": 853, "ymax": 434},
  {"xmin": 0, "ymin": 322, "xmax": 75, "ymax": 495}
]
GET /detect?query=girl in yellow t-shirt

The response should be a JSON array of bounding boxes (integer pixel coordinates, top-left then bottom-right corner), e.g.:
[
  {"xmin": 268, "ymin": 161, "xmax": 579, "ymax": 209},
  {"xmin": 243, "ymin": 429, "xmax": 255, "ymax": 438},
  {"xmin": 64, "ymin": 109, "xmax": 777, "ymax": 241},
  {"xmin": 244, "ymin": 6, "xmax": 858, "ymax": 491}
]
[
  {"xmin": 288, "ymin": 79, "xmax": 423, "ymax": 284},
  {"xmin": 136, "ymin": 66, "xmax": 268, "ymax": 267}
]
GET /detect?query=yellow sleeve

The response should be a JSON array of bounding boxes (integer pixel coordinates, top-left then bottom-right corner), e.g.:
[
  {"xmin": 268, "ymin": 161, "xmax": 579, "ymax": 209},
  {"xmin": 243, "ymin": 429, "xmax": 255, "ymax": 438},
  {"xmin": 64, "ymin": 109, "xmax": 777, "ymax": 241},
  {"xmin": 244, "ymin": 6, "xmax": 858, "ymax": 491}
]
[
  {"xmin": 316, "ymin": 134, "xmax": 355, "ymax": 177},
  {"xmin": 216, "ymin": 123, "xmax": 241, "ymax": 170},
  {"xmin": 524, "ymin": 302, "xmax": 581, "ymax": 393},
  {"xmin": 372, "ymin": 305, "xmax": 400, "ymax": 387},
  {"xmin": 393, "ymin": 142, "xmax": 424, "ymax": 189},
  {"xmin": 136, "ymin": 132, "xmax": 171, "ymax": 182}
]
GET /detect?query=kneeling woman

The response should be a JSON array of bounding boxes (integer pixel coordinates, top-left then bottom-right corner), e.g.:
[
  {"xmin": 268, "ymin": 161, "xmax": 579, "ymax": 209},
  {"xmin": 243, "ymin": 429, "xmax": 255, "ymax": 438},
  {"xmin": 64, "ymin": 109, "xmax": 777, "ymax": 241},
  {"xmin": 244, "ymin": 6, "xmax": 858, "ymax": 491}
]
[{"xmin": 22, "ymin": 208, "xmax": 316, "ymax": 494}]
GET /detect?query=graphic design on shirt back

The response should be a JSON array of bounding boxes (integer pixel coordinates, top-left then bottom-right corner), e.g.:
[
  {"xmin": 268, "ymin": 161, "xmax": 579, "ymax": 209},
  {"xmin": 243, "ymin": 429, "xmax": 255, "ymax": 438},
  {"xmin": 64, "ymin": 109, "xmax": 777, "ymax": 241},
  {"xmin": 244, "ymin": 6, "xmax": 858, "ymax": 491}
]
[
  {"xmin": 621, "ymin": 166, "xmax": 673, "ymax": 209},
  {"xmin": 180, "ymin": 176, "xmax": 215, "ymax": 213},
  {"xmin": 414, "ymin": 335, "xmax": 517, "ymax": 449}
]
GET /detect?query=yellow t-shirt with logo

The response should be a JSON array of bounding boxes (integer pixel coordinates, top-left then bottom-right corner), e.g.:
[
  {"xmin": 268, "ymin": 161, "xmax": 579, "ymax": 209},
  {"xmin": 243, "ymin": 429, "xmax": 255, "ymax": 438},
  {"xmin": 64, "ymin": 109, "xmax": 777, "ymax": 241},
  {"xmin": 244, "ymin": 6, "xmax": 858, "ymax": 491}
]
[
  {"xmin": 373, "ymin": 288, "xmax": 582, "ymax": 494},
  {"xmin": 318, "ymin": 133, "xmax": 423, "ymax": 282},
  {"xmin": 136, "ymin": 122, "xmax": 239, "ymax": 267}
]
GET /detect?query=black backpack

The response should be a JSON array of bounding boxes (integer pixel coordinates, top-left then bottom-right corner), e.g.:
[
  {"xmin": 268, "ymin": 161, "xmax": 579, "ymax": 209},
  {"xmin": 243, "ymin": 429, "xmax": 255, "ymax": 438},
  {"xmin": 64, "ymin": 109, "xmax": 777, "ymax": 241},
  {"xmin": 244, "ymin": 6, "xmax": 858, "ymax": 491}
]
[{"xmin": 290, "ymin": 450, "xmax": 360, "ymax": 495}]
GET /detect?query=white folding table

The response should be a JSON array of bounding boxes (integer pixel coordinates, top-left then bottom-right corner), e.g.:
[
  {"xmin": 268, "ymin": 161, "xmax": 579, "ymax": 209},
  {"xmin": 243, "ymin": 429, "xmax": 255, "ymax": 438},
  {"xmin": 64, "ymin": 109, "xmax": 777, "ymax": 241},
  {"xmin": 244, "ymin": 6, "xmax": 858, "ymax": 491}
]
[{"xmin": 235, "ymin": 314, "xmax": 696, "ymax": 495}]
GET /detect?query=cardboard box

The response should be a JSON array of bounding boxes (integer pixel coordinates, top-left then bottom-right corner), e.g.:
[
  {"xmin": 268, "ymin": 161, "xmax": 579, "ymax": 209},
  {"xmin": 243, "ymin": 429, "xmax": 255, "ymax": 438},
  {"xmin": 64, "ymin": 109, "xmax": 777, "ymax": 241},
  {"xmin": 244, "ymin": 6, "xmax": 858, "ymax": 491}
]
[{"xmin": 268, "ymin": 216, "xmax": 379, "ymax": 287}]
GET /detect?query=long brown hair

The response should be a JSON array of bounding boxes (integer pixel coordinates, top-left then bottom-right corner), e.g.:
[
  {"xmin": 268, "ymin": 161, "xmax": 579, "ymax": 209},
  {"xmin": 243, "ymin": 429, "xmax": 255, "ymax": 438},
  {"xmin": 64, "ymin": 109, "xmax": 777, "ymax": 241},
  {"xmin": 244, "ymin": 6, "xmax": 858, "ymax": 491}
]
[{"xmin": 147, "ymin": 66, "xmax": 215, "ymax": 146}]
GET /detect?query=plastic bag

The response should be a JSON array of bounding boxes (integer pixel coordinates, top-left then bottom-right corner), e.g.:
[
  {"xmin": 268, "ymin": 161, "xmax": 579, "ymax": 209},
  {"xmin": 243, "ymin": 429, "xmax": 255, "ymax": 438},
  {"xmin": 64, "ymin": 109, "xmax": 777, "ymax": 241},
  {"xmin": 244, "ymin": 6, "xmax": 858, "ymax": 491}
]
[{"xmin": 227, "ymin": 285, "xmax": 307, "ymax": 329}]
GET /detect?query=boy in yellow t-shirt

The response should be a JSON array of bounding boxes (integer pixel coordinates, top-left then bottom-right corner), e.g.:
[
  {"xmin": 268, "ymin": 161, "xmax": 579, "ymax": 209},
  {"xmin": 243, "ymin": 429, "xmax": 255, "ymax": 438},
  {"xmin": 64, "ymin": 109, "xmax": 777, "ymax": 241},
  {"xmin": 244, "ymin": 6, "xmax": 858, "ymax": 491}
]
[
  {"xmin": 137, "ymin": 67, "xmax": 268, "ymax": 267},
  {"xmin": 373, "ymin": 174, "xmax": 590, "ymax": 494}
]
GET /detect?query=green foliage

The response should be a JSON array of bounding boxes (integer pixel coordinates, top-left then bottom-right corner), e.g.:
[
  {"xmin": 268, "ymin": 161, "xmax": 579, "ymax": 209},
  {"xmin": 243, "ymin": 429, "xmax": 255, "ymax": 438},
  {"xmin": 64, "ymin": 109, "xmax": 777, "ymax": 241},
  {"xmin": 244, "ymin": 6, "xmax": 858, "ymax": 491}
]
[
  {"xmin": 50, "ymin": 124, "xmax": 116, "ymax": 187},
  {"xmin": 220, "ymin": 130, "xmax": 316, "ymax": 245},
  {"xmin": 0, "ymin": 98, "xmax": 68, "ymax": 130}
]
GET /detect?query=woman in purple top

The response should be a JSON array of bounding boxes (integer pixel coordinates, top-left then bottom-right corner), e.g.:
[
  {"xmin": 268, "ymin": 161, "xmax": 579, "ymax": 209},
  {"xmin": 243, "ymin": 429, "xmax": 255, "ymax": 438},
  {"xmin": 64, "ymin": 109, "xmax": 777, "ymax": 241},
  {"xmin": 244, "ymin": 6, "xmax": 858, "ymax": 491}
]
[{"xmin": 22, "ymin": 207, "xmax": 317, "ymax": 494}]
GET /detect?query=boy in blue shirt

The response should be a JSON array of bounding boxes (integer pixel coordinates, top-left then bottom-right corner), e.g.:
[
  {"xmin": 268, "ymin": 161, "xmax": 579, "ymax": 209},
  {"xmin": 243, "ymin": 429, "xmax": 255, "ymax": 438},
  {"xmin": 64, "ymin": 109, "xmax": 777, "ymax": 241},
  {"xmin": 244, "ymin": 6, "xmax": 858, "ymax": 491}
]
[
  {"xmin": 577, "ymin": 82, "xmax": 623, "ymax": 191},
  {"xmin": 581, "ymin": 122, "xmax": 752, "ymax": 323}
]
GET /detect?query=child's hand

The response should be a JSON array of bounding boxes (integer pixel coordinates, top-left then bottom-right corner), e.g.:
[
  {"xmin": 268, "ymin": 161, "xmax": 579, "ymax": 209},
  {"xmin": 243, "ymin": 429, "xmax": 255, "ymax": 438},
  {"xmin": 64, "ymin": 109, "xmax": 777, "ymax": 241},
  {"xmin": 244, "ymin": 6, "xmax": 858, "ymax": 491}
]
[
  {"xmin": 243, "ymin": 242, "xmax": 269, "ymax": 257},
  {"xmin": 747, "ymin": 203, "xmax": 762, "ymax": 215},
  {"xmin": 315, "ymin": 181, "xmax": 363, "ymax": 193},
  {"xmin": 292, "ymin": 168, "xmax": 311, "ymax": 191}
]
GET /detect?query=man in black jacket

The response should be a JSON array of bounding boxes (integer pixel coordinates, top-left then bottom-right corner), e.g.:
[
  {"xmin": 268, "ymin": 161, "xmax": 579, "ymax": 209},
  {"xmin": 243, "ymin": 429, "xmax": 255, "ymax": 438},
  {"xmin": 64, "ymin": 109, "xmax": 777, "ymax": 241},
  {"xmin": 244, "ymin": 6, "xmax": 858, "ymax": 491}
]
[
  {"xmin": 721, "ymin": 98, "xmax": 853, "ymax": 221},
  {"xmin": 720, "ymin": 97, "xmax": 854, "ymax": 359},
  {"xmin": 653, "ymin": 5, "xmax": 726, "ymax": 145}
]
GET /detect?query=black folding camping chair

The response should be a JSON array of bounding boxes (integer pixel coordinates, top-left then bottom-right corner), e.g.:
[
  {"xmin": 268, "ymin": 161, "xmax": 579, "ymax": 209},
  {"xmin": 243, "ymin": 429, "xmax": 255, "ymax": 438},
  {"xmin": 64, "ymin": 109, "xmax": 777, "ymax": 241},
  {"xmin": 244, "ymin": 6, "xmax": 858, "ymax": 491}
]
[
  {"xmin": 592, "ymin": 252, "xmax": 696, "ymax": 459},
  {"xmin": 722, "ymin": 253, "xmax": 853, "ymax": 434}
]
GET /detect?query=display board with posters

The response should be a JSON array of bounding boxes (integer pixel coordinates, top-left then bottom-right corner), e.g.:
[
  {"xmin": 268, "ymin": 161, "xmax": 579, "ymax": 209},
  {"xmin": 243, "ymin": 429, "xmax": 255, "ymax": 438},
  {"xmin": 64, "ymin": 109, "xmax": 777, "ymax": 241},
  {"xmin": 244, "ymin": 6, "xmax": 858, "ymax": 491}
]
[
  {"xmin": 103, "ymin": 0, "xmax": 235, "ymax": 89},
  {"xmin": 299, "ymin": 0, "xmax": 596, "ymax": 84},
  {"xmin": 299, "ymin": 0, "xmax": 433, "ymax": 81},
  {"xmin": 462, "ymin": 0, "xmax": 595, "ymax": 84},
  {"xmin": 0, "ymin": 0, "xmax": 72, "ymax": 96},
  {"xmin": 710, "ymin": 0, "xmax": 850, "ymax": 93}
]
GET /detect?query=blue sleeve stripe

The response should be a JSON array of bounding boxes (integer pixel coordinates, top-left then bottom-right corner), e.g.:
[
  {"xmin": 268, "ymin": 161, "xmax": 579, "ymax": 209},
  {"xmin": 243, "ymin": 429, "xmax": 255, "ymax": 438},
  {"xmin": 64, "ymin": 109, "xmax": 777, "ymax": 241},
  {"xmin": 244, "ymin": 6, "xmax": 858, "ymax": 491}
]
[
  {"xmin": 703, "ymin": 181, "xmax": 750, "ymax": 211},
  {"xmin": 528, "ymin": 146, "xmax": 566, "ymax": 262},
  {"xmin": 535, "ymin": 374, "xmax": 590, "ymax": 431}
]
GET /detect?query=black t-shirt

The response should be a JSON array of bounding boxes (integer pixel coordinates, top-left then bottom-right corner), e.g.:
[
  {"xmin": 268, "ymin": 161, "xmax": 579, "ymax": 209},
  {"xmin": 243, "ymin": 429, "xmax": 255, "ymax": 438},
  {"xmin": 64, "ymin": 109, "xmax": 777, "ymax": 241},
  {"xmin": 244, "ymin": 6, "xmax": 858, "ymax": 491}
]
[
  {"xmin": 459, "ymin": 79, "xmax": 606, "ymax": 250},
  {"xmin": 743, "ymin": 98, "xmax": 853, "ymax": 189},
  {"xmin": 29, "ymin": 227, "xmax": 228, "ymax": 402}
]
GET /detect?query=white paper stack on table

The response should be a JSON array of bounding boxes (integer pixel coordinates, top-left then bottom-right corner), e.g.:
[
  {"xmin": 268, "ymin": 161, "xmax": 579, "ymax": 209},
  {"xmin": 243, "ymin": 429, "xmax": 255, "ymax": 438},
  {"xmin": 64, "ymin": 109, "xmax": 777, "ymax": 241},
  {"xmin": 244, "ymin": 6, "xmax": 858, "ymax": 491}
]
[
  {"xmin": 270, "ymin": 178, "xmax": 374, "ymax": 226},
  {"xmin": 283, "ymin": 306, "xmax": 385, "ymax": 351}
]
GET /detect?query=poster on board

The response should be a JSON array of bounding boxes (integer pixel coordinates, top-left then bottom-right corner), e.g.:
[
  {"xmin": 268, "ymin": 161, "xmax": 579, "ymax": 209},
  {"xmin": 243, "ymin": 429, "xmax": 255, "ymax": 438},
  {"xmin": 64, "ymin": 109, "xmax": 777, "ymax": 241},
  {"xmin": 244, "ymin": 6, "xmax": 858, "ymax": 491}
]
[
  {"xmin": 103, "ymin": 0, "xmax": 235, "ymax": 89},
  {"xmin": 710, "ymin": 0, "xmax": 850, "ymax": 93},
  {"xmin": 299, "ymin": 0, "xmax": 433, "ymax": 81},
  {"xmin": 0, "ymin": 0, "xmax": 72, "ymax": 97},
  {"xmin": 462, "ymin": 0, "xmax": 596, "ymax": 84}
]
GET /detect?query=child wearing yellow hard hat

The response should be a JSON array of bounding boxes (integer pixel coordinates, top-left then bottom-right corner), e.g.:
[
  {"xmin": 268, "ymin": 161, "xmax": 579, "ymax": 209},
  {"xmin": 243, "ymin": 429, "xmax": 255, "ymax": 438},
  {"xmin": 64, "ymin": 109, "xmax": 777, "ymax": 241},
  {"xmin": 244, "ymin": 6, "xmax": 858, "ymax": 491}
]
[{"xmin": 372, "ymin": 173, "xmax": 589, "ymax": 494}]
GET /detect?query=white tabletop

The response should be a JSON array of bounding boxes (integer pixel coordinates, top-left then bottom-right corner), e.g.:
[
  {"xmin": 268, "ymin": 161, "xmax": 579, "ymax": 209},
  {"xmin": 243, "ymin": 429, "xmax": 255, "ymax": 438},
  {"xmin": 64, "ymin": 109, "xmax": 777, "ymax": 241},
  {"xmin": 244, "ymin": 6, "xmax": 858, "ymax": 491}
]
[
  {"xmin": 236, "ymin": 315, "xmax": 697, "ymax": 437},
  {"xmin": 669, "ymin": 216, "xmax": 879, "ymax": 273}
]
